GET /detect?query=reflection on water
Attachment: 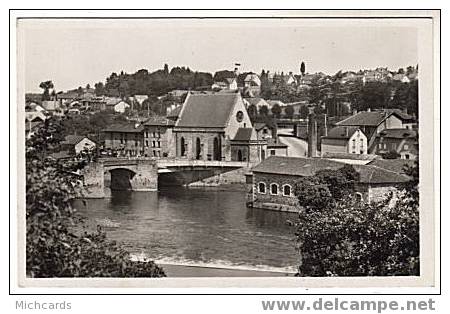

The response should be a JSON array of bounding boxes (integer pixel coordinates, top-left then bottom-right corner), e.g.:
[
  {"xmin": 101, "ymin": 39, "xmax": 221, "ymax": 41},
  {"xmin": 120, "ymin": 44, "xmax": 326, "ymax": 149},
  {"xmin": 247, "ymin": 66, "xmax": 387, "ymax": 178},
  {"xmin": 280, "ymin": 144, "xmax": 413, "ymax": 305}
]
[{"xmin": 75, "ymin": 187, "xmax": 299, "ymax": 272}]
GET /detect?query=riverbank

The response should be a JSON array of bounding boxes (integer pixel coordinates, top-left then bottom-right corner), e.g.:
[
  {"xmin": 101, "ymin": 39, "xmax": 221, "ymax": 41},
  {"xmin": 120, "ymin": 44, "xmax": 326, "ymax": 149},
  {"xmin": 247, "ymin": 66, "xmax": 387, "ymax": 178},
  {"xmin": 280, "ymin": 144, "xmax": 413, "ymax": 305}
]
[{"xmin": 160, "ymin": 264, "xmax": 295, "ymax": 277}]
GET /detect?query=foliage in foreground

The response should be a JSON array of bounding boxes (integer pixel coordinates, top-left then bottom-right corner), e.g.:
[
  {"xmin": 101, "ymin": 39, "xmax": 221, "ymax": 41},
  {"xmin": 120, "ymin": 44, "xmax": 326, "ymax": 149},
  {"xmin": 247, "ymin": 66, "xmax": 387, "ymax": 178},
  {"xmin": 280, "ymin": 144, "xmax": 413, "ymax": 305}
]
[
  {"xmin": 294, "ymin": 164, "xmax": 419, "ymax": 277},
  {"xmin": 26, "ymin": 119, "xmax": 165, "ymax": 277}
]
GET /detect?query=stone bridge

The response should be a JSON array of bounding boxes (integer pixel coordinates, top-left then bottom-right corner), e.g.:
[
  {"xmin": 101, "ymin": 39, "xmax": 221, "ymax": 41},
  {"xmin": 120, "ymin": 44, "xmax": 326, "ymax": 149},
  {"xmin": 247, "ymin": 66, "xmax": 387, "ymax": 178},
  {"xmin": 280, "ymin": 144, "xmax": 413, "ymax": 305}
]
[{"xmin": 82, "ymin": 157, "xmax": 251, "ymax": 198}]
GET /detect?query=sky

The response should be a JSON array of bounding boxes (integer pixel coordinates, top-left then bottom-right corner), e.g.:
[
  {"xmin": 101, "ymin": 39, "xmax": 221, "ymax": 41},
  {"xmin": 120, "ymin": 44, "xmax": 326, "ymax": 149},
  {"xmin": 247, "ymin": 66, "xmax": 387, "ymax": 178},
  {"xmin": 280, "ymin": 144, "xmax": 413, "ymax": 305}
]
[{"xmin": 20, "ymin": 19, "xmax": 418, "ymax": 93}]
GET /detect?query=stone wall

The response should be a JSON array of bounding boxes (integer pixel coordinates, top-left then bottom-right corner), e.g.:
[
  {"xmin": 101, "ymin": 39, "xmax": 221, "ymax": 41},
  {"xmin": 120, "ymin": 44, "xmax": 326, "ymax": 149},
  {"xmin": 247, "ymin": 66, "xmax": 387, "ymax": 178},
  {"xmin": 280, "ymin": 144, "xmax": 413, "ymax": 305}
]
[
  {"xmin": 250, "ymin": 172, "xmax": 300, "ymax": 211},
  {"xmin": 82, "ymin": 162, "xmax": 105, "ymax": 198}
]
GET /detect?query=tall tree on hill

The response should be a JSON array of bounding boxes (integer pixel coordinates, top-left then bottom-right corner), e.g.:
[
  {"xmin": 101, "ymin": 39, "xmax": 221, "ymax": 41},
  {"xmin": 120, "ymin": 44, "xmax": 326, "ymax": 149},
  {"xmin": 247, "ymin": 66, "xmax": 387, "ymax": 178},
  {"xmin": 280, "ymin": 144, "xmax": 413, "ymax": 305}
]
[
  {"xmin": 259, "ymin": 105, "xmax": 269, "ymax": 117},
  {"xmin": 247, "ymin": 104, "xmax": 257, "ymax": 121},
  {"xmin": 163, "ymin": 64, "xmax": 169, "ymax": 76},
  {"xmin": 300, "ymin": 61, "xmax": 306, "ymax": 76},
  {"xmin": 271, "ymin": 104, "xmax": 282, "ymax": 118},
  {"xmin": 39, "ymin": 80, "xmax": 54, "ymax": 101},
  {"xmin": 284, "ymin": 105, "xmax": 295, "ymax": 119}
]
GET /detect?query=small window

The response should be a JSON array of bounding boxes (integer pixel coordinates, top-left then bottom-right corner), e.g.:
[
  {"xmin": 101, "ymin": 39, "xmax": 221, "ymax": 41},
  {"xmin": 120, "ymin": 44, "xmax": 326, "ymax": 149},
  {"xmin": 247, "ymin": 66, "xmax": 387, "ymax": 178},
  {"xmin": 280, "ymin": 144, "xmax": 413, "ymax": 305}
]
[
  {"xmin": 405, "ymin": 154, "xmax": 410, "ymax": 160},
  {"xmin": 158, "ymin": 141, "xmax": 161, "ymax": 148},
  {"xmin": 258, "ymin": 182, "xmax": 266, "ymax": 194},
  {"xmin": 145, "ymin": 140, "xmax": 149, "ymax": 147},
  {"xmin": 152, "ymin": 141, "xmax": 156, "ymax": 147},
  {"xmin": 270, "ymin": 183, "xmax": 279, "ymax": 195},
  {"xmin": 270, "ymin": 149, "xmax": 276, "ymax": 156},
  {"xmin": 283, "ymin": 185, "xmax": 291, "ymax": 196}
]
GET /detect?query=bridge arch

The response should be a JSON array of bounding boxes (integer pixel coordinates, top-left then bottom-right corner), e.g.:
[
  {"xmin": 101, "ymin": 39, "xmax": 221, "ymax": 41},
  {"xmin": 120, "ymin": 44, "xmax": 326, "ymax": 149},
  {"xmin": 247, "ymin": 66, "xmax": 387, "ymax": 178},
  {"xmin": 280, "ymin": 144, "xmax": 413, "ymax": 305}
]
[{"xmin": 108, "ymin": 167, "xmax": 137, "ymax": 191}]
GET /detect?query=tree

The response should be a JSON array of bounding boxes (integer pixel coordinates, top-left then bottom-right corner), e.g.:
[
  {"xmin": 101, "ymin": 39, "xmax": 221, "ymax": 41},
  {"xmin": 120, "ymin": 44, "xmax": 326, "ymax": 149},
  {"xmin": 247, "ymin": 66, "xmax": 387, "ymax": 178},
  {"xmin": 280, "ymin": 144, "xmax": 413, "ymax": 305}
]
[
  {"xmin": 39, "ymin": 80, "xmax": 54, "ymax": 101},
  {"xmin": 86, "ymin": 83, "xmax": 91, "ymax": 90},
  {"xmin": 294, "ymin": 165, "xmax": 359, "ymax": 211},
  {"xmin": 300, "ymin": 61, "xmax": 306, "ymax": 76},
  {"xmin": 163, "ymin": 63, "xmax": 169, "ymax": 76},
  {"xmin": 259, "ymin": 105, "xmax": 269, "ymax": 117},
  {"xmin": 271, "ymin": 104, "xmax": 282, "ymax": 118},
  {"xmin": 284, "ymin": 105, "xmax": 294, "ymax": 119},
  {"xmin": 294, "ymin": 163, "xmax": 419, "ymax": 277},
  {"xmin": 26, "ymin": 118, "xmax": 165, "ymax": 277},
  {"xmin": 247, "ymin": 104, "xmax": 257, "ymax": 120},
  {"xmin": 299, "ymin": 105, "xmax": 310, "ymax": 119}
]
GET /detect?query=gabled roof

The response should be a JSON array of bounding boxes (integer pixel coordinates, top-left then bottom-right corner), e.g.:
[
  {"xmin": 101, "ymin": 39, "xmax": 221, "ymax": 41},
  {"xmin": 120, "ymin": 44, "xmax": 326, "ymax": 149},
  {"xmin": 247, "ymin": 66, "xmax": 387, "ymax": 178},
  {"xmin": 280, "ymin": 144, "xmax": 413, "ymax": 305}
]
[
  {"xmin": 232, "ymin": 128, "xmax": 254, "ymax": 141},
  {"xmin": 378, "ymin": 128, "xmax": 417, "ymax": 139},
  {"xmin": 379, "ymin": 109, "xmax": 415, "ymax": 122},
  {"xmin": 336, "ymin": 111, "xmax": 397, "ymax": 127},
  {"xmin": 251, "ymin": 156, "xmax": 345, "ymax": 177},
  {"xmin": 321, "ymin": 152, "xmax": 380, "ymax": 161},
  {"xmin": 144, "ymin": 116, "xmax": 175, "ymax": 127},
  {"xmin": 352, "ymin": 164, "xmax": 410, "ymax": 184},
  {"xmin": 102, "ymin": 123, "xmax": 144, "ymax": 133},
  {"xmin": 323, "ymin": 126, "xmax": 361, "ymax": 140},
  {"xmin": 251, "ymin": 156, "xmax": 410, "ymax": 184},
  {"xmin": 253, "ymin": 122, "xmax": 271, "ymax": 131},
  {"xmin": 245, "ymin": 97, "xmax": 268, "ymax": 106},
  {"xmin": 62, "ymin": 135, "xmax": 92, "ymax": 145},
  {"xmin": 367, "ymin": 159, "xmax": 415, "ymax": 175},
  {"xmin": 176, "ymin": 93, "xmax": 240, "ymax": 128}
]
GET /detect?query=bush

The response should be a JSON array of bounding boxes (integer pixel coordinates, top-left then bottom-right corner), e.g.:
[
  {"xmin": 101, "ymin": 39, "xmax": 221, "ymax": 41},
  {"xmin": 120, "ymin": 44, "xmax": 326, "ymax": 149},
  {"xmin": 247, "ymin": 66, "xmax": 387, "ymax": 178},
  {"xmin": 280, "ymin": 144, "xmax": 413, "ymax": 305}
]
[
  {"xmin": 26, "ymin": 118, "xmax": 165, "ymax": 277},
  {"xmin": 294, "ymin": 163, "xmax": 419, "ymax": 276}
]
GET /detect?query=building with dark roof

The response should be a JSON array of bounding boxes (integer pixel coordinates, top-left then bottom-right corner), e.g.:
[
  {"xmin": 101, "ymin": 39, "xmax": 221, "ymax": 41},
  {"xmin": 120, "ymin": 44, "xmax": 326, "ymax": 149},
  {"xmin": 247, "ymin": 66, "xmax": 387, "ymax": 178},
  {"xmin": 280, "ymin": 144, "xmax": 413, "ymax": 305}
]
[
  {"xmin": 371, "ymin": 128, "xmax": 418, "ymax": 160},
  {"xmin": 321, "ymin": 126, "xmax": 368, "ymax": 155},
  {"xmin": 102, "ymin": 122, "xmax": 145, "ymax": 157},
  {"xmin": 173, "ymin": 92, "xmax": 264, "ymax": 162},
  {"xmin": 61, "ymin": 135, "xmax": 96, "ymax": 155},
  {"xmin": 336, "ymin": 109, "xmax": 404, "ymax": 150},
  {"xmin": 247, "ymin": 156, "xmax": 410, "ymax": 212},
  {"xmin": 143, "ymin": 116, "xmax": 176, "ymax": 158}
]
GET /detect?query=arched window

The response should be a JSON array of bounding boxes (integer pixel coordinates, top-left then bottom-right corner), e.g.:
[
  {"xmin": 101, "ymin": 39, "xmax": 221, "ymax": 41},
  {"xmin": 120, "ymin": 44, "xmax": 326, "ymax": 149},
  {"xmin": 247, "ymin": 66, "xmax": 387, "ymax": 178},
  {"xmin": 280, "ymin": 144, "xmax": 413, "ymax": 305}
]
[
  {"xmin": 355, "ymin": 192, "xmax": 363, "ymax": 203},
  {"xmin": 283, "ymin": 184, "xmax": 292, "ymax": 196},
  {"xmin": 258, "ymin": 182, "xmax": 266, "ymax": 194},
  {"xmin": 180, "ymin": 137, "xmax": 186, "ymax": 157},
  {"xmin": 270, "ymin": 183, "xmax": 279, "ymax": 195}
]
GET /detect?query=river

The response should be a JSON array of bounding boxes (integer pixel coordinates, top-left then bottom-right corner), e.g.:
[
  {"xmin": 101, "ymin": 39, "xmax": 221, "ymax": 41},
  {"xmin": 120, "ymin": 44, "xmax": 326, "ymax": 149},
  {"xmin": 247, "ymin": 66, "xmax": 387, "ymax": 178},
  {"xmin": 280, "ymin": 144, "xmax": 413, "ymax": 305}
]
[{"xmin": 75, "ymin": 187, "xmax": 299, "ymax": 274}]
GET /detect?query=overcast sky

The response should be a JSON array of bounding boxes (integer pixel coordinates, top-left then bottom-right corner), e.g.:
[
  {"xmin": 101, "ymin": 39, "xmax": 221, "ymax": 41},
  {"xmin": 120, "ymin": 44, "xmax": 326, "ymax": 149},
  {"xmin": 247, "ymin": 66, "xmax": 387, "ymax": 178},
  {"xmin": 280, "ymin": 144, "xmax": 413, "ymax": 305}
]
[{"xmin": 20, "ymin": 19, "xmax": 418, "ymax": 93}]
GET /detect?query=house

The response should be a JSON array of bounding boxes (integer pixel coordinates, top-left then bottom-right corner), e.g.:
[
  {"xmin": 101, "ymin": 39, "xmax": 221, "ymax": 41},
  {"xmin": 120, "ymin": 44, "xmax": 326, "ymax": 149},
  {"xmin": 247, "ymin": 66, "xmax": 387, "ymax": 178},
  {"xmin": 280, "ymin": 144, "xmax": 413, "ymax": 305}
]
[
  {"xmin": 61, "ymin": 135, "xmax": 97, "ymax": 155},
  {"xmin": 173, "ymin": 92, "xmax": 263, "ymax": 162},
  {"xmin": 376, "ymin": 109, "xmax": 417, "ymax": 130},
  {"xmin": 254, "ymin": 122, "xmax": 274, "ymax": 140},
  {"xmin": 243, "ymin": 73, "xmax": 261, "ymax": 96},
  {"xmin": 230, "ymin": 127, "xmax": 267, "ymax": 162},
  {"xmin": 143, "ymin": 116, "xmax": 176, "ymax": 158},
  {"xmin": 372, "ymin": 128, "xmax": 418, "ymax": 160},
  {"xmin": 41, "ymin": 100, "xmax": 60, "ymax": 112},
  {"xmin": 335, "ymin": 109, "xmax": 404, "ymax": 150},
  {"xmin": 247, "ymin": 156, "xmax": 411, "ymax": 212},
  {"xmin": 321, "ymin": 152, "xmax": 381, "ymax": 165},
  {"xmin": 102, "ymin": 123, "xmax": 145, "ymax": 157},
  {"xmin": 266, "ymin": 138, "xmax": 288, "ymax": 157},
  {"xmin": 212, "ymin": 77, "xmax": 238, "ymax": 91},
  {"xmin": 244, "ymin": 97, "xmax": 271, "ymax": 111},
  {"xmin": 114, "ymin": 101, "xmax": 130, "ymax": 113},
  {"xmin": 321, "ymin": 126, "xmax": 368, "ymax": 155},
  {"xmin": 25, "ymin": 111, "xmax": 47, "ymax": 123},
  {"xmin": 25, "ymin": 102, "xmax": 46, "ymax": 113}
]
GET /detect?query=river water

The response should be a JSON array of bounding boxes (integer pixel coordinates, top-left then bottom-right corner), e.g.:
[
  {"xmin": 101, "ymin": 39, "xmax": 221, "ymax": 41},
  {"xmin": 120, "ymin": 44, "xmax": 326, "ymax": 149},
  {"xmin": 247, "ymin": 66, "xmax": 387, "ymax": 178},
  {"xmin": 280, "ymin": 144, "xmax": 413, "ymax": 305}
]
[{"xmin": 75, "ymin": 187, "xmax": 299, "ymax": 273}]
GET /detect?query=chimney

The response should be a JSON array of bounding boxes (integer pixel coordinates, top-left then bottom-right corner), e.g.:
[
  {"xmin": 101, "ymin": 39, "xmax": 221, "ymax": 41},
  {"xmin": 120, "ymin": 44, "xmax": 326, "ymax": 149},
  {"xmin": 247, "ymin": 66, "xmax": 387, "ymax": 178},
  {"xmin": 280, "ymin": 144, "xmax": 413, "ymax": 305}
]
[
  {"xmin": 323, "ymin": 113, "xmax": 328, "ymax": 137},
  {"xmin": 307, "ymin": 113, "xmax": 318, "ymax": 158},
  {"xmin": 345, "ymin": 126, "xmax": 349, "ymax": 137},
  {"xmin": 353, "ymin": 108, "xmax": 357, "ymax": 116}
]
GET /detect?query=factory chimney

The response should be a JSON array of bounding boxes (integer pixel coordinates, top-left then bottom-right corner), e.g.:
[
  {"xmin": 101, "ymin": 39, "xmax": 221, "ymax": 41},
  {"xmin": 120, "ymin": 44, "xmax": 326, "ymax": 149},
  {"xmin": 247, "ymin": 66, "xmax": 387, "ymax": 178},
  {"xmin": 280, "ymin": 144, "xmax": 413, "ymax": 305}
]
[{"xmin": 307, "ymin": 113, "xmax": 318, "ymax": 158}]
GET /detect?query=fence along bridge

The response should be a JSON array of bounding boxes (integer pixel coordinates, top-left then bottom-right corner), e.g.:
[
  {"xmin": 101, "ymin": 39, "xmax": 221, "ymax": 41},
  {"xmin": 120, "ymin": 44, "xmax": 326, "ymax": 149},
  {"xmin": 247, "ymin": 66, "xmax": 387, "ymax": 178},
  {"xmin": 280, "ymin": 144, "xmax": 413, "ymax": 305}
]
[{"xmin": 82, "ymin": 157, "xmax": 251, "ymax": 198}]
